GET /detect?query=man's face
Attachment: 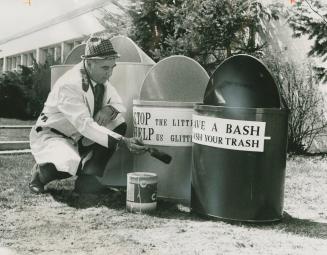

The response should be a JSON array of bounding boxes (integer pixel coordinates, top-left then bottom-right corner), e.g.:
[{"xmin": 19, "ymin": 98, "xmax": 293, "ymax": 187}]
[{"xmin": 87, "ymin": 58, "xmax": 116, "ymax": 84}]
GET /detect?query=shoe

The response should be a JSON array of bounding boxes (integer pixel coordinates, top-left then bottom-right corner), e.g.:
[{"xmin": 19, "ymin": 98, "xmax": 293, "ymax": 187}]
[{"xmin": 29, "ymin": 164, "xmax": 45, "ymax": 194}]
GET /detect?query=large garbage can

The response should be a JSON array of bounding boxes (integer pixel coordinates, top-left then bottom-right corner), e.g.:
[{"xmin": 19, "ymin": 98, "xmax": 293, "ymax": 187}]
[
  {"xmin": 133, "ymin": 56, "xmax": 209, "ymax": 203},
  {"xmin": 191, "ymin": 54, "xmax": 289, "ymax": 222}
]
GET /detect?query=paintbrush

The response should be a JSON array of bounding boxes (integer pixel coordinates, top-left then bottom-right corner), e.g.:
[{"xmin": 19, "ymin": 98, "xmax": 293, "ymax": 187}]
[
  {"xmin": 133, "ymin": 138, "xmax": 172, "ymax": 164},
  {"xmin": 146, "ymin": 147, "xmax": 172, "ymax": 164}
]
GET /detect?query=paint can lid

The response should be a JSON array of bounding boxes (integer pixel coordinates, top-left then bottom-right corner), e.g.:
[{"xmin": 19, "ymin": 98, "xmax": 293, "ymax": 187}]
[{"xmin": 127, "ymin": 172, "xmax": 158, "ymax": 184}]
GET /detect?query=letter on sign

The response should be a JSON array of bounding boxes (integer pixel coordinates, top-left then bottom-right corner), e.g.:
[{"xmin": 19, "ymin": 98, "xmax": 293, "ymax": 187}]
[{"xmin": 133, "ymin": 106, "xmax": 194, "ymax": 146}]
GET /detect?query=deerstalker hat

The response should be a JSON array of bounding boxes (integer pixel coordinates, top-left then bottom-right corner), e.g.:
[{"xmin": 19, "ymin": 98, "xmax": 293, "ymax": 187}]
[{"xmin": 81, "ymin": 34, "xmax": 120, "ymax": 60}]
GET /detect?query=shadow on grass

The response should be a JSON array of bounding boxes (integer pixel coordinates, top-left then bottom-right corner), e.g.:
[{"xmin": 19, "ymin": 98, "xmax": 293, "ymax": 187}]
[
  {"xmin": 48, "ymin": 187, "xmax": 126, "ymax": 210},
  {"xmin": 279, "ymin": 212, "xmax": 327, "ymax": 239},
  {"xmin": 48, "ymin": 179, "xmax": 327, "ymax": 231},
  {"xmin": 47, "ymin": 187, "xmax": 327, "ymax": 235},
  {"xmin": 47, "ymin": 186, "xmax": 204, "ymax": 221}
]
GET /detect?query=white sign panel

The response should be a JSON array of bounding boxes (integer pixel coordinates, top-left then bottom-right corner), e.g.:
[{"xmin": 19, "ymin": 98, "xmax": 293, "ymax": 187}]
[
  {"xmin": 192, "ymin": 114, "xmax": 270, "ymax": 152},
  {"xmin": 133, "ymin": 106, "xmax": 194, "ymax": 146}
]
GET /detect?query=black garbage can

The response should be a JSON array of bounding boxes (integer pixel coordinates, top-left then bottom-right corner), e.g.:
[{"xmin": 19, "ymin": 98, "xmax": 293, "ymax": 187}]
[{"xmin": 191, "ymin": 55, "xmax": 289, "ymax": 222}]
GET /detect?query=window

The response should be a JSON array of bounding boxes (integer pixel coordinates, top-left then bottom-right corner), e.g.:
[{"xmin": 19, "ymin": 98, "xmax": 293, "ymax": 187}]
[
  {"xmin": 0, "ymin": 58, "xmax": 3, "ymax": 74},
  {"xmin": 55, "ymin": 45, "xmax": 62, "ymax": 62},
  {"xmin": 48, "ymin": 48, "xmax": 55, "ymax": 58},
  {"xmin": 27, "ymin": 52, "xmax": 34, "ymax": 67},
  {"xmin": 17, "ymin": 56, "xmax": 21, "ymax": 69},
  {"xmin": 22, "ymin": 54, "xmax": 27, "ymax": 66},
  {"xmin": 12, "ymin": 57, "xmax": 16, "ymax": 70},
  {"xmin": 7, "ymin": 58, "xmax": 12, "ymax": 71}
]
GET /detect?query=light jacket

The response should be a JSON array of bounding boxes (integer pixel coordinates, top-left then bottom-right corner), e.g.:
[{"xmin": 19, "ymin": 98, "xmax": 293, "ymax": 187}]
[
  {"xmin": 34, "ymin": 62, "xmax": 126, "ymax": 146},
  {"xmin": 30, "ymin": 61, "xmax": 126, "ymax": 175}
]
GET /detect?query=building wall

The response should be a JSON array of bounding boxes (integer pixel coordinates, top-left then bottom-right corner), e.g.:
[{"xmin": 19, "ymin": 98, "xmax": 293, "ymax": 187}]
[
  {"xmin": 0, "ymin": 38, "xmax": 85, "ymax": 73},
  {"xmin": 0, "ymin": 0, "xmax": 127, "ymax": 74}
]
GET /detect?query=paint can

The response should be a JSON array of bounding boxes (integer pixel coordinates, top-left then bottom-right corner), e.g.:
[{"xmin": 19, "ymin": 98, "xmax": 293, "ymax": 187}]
[{"xmin": 126, "ymin": 172, "xmax": 157, "ymax": 213}]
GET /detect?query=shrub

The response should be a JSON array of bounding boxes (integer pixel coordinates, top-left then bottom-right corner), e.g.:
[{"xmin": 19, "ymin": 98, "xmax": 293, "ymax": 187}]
[
  {"xmin": 128, "ymin": 0, "xmax": 281, "ymax": 72},
  {"xmin": 0, "ymin": 71, "xmax": 28, "ymax": 119},
  {"xmin": 264, "ymin": 51, "xmax": 327, "ymax": 154},
  {"xmin": 24, "ymin": 60, "xmax": 52, "ymax": 118},
  {"xmin": 0, "ymin": 58, "xmax": 53, "ymax": 119}
]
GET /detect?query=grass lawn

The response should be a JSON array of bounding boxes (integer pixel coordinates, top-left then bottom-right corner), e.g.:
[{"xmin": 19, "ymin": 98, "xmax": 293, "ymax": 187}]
[{"xmin": 0, "ymin": 154, "xmax": 326, "ymax": 255}]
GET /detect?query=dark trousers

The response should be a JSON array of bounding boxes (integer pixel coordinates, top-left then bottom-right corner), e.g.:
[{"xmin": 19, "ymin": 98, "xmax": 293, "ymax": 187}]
[
  {"xmin": 39, "ymin": 123, "xmax": 127, "ymax": 185},
  {"xmin": 78, "ymin": 123, "xmax": 127, "ymax": 177}
]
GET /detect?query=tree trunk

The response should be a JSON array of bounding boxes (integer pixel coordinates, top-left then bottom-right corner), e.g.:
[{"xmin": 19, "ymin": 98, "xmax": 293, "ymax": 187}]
[{"xmin": 226, "ymin": 45, "xmax": 232, "ymax": 57}]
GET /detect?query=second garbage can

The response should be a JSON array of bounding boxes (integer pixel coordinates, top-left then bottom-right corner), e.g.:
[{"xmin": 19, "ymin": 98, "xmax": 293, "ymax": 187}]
[{"xmin": 133, "ymin": 55, "xmax": 209, "ymax": 204}]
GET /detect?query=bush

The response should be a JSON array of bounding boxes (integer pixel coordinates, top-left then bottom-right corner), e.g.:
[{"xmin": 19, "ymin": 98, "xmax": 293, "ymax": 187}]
[
  {"xmin": 128, "ymin": 0, "xmax": 281, "ymax": 72},
  {"xmin": 0, "ymin": 71, "xmax": 28, "ymax": 119},
  {"xmin": 24, "ymin": 60, "xmax": 52, "ymax": 118},
  {"xmin": 0, "ymin": 58, "xmax": 53, "ymax": 119},
  {"xmin": 264, "ymin": 51, "xmax": 327, "ymax": 154}
]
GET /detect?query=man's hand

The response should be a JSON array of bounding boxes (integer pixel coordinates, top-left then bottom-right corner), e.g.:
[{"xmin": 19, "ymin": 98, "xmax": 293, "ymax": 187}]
[
  {"xmin": 94, "ymin": 105, "xmax": 119, "ymax": 126},
  {"xmin": 121, "ymin": 137, "xmax": 147, "ymax": 154}
]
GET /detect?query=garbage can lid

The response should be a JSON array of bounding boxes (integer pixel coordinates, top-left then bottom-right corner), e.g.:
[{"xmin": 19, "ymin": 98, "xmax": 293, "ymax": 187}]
[
  {"xmin": 64, "ymin": 44, "xmax": 86, "ymax": 64},
  {"xmin": 140, "ymin": 55, "xmax": 209, "ymax": 102},
  {"xmin": 64, "ymin": 36, "xmax": 155, "ymax": 65},
  {"xmin": 204, "ymin": 54, "xmax": 281, "ymax": 108},
  {"xmin": 110, "ymin": 36, "xmax": 155, "ymax": 64}
]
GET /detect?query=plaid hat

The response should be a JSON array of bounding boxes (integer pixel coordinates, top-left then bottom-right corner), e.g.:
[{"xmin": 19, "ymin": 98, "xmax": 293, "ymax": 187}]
[{"xmin": 81, "ymin": 34, "xmax": 120, "ymax": 60}]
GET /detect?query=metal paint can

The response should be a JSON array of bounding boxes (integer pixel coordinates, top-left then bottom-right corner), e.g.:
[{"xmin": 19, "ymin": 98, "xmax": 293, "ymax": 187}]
[{"xmin": 126, "ymin": 172, "xmax": 157, "ymax": 213}]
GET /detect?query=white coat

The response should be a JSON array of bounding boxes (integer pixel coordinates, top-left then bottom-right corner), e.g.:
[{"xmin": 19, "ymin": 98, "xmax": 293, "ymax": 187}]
[{"xmin": 30, "ymin": 62, "xmax": 126, "ymax": 176}]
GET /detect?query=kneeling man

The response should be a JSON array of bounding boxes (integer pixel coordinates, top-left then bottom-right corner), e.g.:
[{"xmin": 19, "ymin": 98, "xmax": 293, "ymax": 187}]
[{"xmin": 29, "ymin": 34, "xmax": 146, "ymax": 194}]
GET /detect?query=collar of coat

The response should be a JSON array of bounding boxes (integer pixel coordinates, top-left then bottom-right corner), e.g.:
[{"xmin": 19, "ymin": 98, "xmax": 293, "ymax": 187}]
[
  {"xmin": 80, "ymin": 61, "xmax": 99, "ymax": 93},
  {"xmin": 80, "ymin": 67, "xmax": 90, "ymax": 93}
]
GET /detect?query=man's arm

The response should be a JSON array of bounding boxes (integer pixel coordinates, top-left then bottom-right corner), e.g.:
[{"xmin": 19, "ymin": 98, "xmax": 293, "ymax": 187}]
[
  {"xmin": 57, "ymin": 84, "xmax": 146, "ymax": 154},
  {"xmin": 57, "ymin": 84, "xmax": 122, "ymax": 148}
]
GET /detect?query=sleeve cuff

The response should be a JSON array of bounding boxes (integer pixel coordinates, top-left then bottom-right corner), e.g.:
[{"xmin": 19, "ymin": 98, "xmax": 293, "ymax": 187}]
[{"xmin": 107, "ymin": 134, "xmax": 122, "ymax": 149}]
